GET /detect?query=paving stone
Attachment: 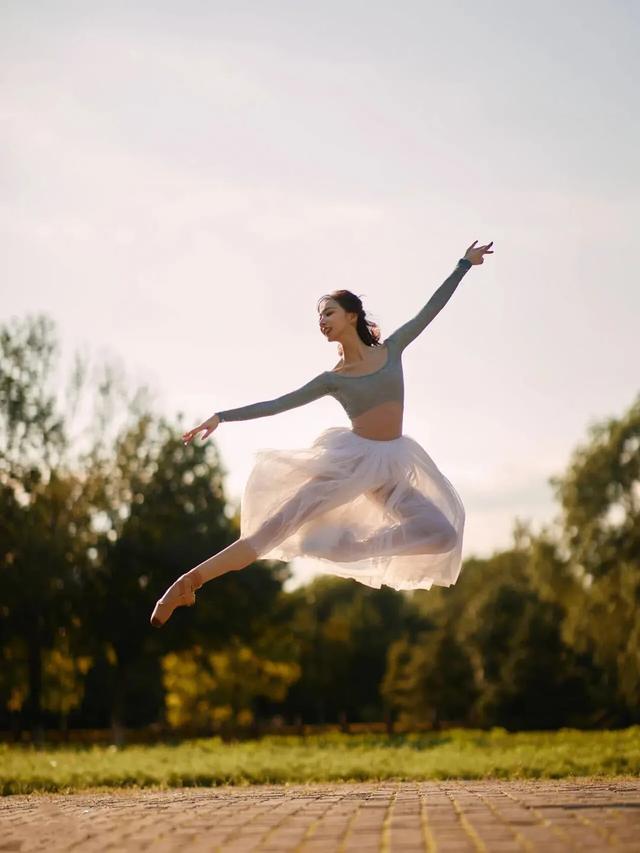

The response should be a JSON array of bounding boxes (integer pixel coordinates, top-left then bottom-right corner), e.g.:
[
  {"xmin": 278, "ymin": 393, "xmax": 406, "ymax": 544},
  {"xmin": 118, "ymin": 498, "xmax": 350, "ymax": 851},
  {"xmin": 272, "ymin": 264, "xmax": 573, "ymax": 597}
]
[{"xmin": 1, "ymin": 779, "xmax": 639, "ymax": 851}]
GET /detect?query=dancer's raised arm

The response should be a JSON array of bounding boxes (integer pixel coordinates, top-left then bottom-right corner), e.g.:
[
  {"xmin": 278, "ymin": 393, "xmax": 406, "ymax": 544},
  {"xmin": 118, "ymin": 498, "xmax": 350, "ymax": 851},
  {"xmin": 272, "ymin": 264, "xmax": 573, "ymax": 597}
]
[{"xmin": 385, "ymin": 241, "xmax": 493, "ymax": 353}]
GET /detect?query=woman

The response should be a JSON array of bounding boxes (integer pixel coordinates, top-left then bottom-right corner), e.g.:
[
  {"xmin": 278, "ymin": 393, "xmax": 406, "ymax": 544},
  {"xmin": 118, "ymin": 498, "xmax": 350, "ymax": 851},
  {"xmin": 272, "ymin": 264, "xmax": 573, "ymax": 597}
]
[{"xmin": 151, "ymin": 239, "xmax": 494, "ymax": 627}]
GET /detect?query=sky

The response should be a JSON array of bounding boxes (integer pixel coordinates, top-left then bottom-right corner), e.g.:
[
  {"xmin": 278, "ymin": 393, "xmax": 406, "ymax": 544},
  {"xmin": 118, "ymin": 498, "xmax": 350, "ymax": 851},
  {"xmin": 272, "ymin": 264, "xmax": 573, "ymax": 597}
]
[{"xmin": 2, "ymin": 0, "xmax": 639, "ymax": 590}]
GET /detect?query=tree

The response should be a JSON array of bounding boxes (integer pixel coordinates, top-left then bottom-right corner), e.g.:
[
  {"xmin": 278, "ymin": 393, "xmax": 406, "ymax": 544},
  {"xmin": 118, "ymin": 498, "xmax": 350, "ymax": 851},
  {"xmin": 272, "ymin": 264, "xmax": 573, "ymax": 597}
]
[
  {"xmin": 0, "ymin": 315, "xmax": 92, "ymax": 734},
  {"xmin": 281, "ymin": 576, "xmax": 427, "ymax": 724},
  {"xmin": 162, "ymin": 637, "xmax": 301, "ymax": 733},
  {"xmin": 381, "ymin": 628, "xmax": 477, "ymax": 729},
  {"xmin": 526, "ymin": 393, "xmax": 640, "ymax": 720},
  {"xmin": 80, "ymin": 406, "xmax": 281, "ymax": 739}
]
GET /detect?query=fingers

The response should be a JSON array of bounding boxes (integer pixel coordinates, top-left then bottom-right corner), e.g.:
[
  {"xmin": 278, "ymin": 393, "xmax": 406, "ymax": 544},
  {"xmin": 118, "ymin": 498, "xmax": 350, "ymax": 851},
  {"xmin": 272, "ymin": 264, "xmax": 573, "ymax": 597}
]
[
  {"xmin": 182, "ymin": 427, "xmax": 201, "ymax": 445},
  {"xmin": 466, "ymin": 239, "xmax": 495, "ymax": 254},
  {"xmin": 182, "ymin": 423, "xmax": 216, "ymax": 445}
]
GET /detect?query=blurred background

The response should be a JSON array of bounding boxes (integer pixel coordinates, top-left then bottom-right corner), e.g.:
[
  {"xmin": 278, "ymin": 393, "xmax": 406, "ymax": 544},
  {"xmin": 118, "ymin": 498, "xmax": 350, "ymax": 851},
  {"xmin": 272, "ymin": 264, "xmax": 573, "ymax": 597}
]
[{"xmin": 1, "ymin": 1, "xmax": 638, "ymax": 742}]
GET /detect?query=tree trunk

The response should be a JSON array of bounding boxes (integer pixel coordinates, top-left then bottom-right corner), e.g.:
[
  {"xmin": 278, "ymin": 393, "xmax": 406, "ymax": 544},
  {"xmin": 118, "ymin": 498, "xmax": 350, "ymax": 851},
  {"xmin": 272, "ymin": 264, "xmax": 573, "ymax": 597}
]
[
  {"xmin": 432, "ymin": 706, "xmax": 441, "ymax": 731},
  {"xmin": 110, "ymin": 663, "xmax": 127, "ymax": 747},
  {"xmin": 26, "ymin": 620, "xmax": 44, "ymax": 742},
  {"xmin": 384, "ymin": 708, "xmax": 395, "ymax": 735}
]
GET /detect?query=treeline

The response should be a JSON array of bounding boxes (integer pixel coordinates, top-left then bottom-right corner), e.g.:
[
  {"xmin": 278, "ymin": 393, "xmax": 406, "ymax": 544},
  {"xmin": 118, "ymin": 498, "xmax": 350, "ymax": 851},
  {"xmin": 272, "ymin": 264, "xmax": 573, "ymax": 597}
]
[{"xmin": 1, "ymin": 314, "xmax": 639, "ymax": 740}]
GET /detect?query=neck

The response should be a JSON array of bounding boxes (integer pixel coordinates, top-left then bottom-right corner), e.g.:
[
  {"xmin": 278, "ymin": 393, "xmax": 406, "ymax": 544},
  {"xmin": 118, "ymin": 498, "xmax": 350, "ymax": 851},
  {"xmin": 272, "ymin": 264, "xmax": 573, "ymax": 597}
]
[{"xmin": 338, "ymin": 333, "xmax": 369, "ymax": 364}]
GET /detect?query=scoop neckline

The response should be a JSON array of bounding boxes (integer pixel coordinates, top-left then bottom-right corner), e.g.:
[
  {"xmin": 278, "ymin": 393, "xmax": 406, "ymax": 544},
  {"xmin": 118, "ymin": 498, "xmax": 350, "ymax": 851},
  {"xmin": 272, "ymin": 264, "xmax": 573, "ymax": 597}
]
[{"xmin": 329, "ymin": 342, "xmax": 391, "ymax": 379}]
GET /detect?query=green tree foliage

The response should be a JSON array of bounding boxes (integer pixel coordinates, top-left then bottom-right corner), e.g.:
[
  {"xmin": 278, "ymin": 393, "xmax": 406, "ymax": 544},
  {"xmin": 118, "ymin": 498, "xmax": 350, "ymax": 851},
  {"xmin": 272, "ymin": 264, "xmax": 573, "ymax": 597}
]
[
  {"xmin": 1, "ymin": 313, "xmax": 283, "ymax": 739},
  {"xmin": 278, "ymin": 576, "xmax": 428, "ymax": 724},
  {"xmin": 382, "ymin": 549, "xmax": 601, "ymax": 729},
  {"xmin": 41, "ymin": 634, "xmax": 92, "ymax": 731},
  {"xmin": 525, "ymin": 393, "xmax": 640, "ymax": 719},
  {"xmin": 75, "ymin": 367, "xmax": 286, "ymax": 737},
  {"xmin": 0, "ymin": 315, "xmax": 92, "ymax": 733},
  {"xmin": 383, "ymin": 394, "xmax": 640, "ymax": 729},
  {"xmin": 161, "ymin": 637, "xmax": 301, "ymax": 730},
  {"xmin": 381, "ymin": 630, "xmax": 476, "ymax": 729},
  {"xmin": 463, "ymin": 552, "xmax": 597, "ymax": 729}
]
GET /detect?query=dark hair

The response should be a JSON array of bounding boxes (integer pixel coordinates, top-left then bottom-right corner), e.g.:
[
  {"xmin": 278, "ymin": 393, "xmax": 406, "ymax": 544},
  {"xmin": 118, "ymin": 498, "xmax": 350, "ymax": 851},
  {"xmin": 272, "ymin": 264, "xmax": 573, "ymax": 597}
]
[{"xmin": 316, "ymin": 289, "xmax": 382, "ymax": 347}]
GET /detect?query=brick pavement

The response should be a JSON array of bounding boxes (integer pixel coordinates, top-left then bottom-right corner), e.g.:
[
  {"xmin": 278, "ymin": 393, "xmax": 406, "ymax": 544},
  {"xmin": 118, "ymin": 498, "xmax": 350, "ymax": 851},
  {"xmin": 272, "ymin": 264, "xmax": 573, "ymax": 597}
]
[{"xmin": 1, "ymin": 779, "xmax": 638, "ymax": 852}]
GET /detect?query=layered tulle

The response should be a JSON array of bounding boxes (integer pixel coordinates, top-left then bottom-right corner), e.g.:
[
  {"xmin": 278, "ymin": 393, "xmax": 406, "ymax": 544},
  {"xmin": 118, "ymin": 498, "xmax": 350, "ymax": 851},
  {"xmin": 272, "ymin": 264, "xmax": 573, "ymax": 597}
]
[{"xmin": 240, "ymin": 427, "xmax": 465, "ymax": 591}]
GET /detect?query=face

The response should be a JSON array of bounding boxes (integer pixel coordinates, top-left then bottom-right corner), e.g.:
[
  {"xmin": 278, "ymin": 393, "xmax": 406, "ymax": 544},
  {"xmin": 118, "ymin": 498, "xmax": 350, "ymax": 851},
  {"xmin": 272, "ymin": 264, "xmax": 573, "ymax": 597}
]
[{"xmin": 317, "ymin": 298, "xmax": 357, "ymax": 341}]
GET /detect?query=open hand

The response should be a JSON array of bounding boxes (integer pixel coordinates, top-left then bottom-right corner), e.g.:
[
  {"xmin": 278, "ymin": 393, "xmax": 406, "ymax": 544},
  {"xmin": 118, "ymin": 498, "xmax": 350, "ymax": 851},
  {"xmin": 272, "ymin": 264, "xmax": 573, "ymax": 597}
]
[
  {"xmin": 182, "ymin": 414, "xmax": 220, "ymax": 446},
  {"xmin": 463, "ymin": 240, "xmax": 494, "ymax": 265}
]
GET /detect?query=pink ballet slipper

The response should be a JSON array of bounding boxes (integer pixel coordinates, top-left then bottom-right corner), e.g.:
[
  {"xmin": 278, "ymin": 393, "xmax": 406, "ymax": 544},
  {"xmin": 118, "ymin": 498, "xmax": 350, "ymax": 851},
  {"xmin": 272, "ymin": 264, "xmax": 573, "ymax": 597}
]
[{"xmin": 150, "ymin": 569, "xmax": 203, "ymax": 628}]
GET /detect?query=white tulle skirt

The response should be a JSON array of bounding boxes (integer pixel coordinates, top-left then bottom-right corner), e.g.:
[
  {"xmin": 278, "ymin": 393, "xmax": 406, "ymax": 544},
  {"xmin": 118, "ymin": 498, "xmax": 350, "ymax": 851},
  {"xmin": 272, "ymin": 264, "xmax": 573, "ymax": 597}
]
[{"xmin": 240, "ymin": 427, "xmax": 466, "ymax": 591}]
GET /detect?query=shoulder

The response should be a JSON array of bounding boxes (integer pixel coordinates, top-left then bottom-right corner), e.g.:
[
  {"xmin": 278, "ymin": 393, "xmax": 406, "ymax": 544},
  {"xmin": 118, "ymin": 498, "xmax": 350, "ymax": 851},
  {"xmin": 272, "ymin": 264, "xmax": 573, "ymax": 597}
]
[
  {"xmin": 331, "ymin": 340, "xmax": 390, "ymax": 369},
  {"xmin": 312, "ymin": 370, "xmax": 333, "ymax": 387}
]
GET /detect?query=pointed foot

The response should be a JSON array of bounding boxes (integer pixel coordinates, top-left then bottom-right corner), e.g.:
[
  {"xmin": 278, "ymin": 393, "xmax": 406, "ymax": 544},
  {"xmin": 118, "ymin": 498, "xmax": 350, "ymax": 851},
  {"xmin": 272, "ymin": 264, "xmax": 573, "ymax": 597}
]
[{"xmin": 149, "ymin": 570, "xmax": 202, "ymax": 628}]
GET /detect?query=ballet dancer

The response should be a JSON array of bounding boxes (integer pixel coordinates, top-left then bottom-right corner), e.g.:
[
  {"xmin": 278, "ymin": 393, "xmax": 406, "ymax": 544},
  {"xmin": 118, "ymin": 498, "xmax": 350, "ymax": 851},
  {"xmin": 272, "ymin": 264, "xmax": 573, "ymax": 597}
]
[{"xmin": 150, "ymin": 240, "xmax": 494, "ymax": 627}]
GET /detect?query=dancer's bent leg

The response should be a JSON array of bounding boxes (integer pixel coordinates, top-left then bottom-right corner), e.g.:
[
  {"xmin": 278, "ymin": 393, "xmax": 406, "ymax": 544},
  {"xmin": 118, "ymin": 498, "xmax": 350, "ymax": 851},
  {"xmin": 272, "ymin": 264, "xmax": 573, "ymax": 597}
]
[
  {"xmin": 337, "ymin": 484, "xmax": 457, "ymax": 560},
  {"xmin": 302, "ymin": 484, "xmax": 457, "ymax": 563}
]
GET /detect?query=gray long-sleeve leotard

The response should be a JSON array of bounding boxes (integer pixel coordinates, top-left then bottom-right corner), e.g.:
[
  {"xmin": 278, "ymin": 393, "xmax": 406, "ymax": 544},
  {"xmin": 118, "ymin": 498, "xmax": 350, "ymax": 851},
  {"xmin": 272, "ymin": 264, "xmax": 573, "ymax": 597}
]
[{"xmin": 215, "ymin": 258, "xmax": 472, "ymax": 422}]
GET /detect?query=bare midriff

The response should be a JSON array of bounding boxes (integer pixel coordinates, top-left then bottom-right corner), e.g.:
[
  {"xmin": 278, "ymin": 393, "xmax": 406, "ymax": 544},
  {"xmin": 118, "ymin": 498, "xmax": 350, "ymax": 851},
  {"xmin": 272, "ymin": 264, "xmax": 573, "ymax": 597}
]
[
  {"xmin": 350, "ymin": 400, "xmax": 403, "ymax": 441},
  {"xmin": 330, "ymin": 344, "xmax": 403, "ymax": 440}
]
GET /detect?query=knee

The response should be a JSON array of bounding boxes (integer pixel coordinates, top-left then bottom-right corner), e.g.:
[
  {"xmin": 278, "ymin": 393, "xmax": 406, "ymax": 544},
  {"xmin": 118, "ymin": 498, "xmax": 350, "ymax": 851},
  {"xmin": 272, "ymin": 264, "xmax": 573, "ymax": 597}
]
[
  {"xmin": 413, "ymin": 515, "xmax": 457, "ymax": 552},
  {"xmin": 434, "ymin": 519, "xmax": 457, "ymax": 552}
]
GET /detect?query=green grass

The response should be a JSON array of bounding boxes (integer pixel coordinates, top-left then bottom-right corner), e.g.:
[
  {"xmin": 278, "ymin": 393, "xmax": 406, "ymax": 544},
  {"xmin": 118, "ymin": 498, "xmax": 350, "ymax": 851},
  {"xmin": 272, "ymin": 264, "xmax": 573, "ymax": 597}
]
[{"xmin": 2, "ymin": 727, "xmax": 639, "ymax": 795}]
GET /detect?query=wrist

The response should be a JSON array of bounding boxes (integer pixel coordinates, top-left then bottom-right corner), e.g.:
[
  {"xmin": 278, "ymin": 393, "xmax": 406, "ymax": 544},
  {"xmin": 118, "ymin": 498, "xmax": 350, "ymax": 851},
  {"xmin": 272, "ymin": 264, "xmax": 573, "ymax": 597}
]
[{"xmin": 458, "ymin": 257, "xmax": 472, "ymax": 270}]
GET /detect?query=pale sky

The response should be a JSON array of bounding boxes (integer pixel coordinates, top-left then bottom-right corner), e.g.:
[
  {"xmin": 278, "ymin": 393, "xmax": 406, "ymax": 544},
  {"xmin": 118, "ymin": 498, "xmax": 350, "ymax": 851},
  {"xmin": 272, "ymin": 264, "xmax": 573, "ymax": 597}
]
[{"xmin": 2, "ymin": 1, "xmax": 638, "ymax": 590}]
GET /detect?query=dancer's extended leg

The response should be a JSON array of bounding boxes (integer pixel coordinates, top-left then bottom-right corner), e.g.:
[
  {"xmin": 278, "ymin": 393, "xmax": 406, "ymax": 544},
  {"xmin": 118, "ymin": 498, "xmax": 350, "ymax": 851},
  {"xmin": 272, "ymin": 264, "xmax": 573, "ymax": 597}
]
[
  {"xmin": 150, "ymin": 538, "xmax": 259, "ymax": 627},
  {"xmin": 151, "ymin": 474, "xmax": 356, "ymax": 627}
]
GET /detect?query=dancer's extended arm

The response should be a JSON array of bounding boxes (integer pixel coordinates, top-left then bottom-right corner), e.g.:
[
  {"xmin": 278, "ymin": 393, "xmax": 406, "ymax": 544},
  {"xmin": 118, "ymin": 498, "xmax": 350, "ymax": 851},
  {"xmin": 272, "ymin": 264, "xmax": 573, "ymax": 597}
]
[
  {"xmin": 215, "ymin": 371, "xmax": 331, "ymax": 422},
  {"xmin": 385, "ymin": 258, "xmax": 472, "ymax": 353}
]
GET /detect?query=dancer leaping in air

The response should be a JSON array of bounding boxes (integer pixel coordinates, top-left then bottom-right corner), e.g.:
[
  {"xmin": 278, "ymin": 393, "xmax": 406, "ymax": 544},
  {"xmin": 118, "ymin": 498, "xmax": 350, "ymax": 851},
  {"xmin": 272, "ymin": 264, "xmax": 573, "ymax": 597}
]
[{"xmin": 151, "ymin": 240, "xmax": 494, "ymax": 627}]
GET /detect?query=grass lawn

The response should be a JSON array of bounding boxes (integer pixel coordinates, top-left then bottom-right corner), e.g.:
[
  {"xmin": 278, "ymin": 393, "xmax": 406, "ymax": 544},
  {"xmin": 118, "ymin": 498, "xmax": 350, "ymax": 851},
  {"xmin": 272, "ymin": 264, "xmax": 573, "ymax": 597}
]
[{"xmin": 2, "ymin": 727, "xmax": 639, "ymax": 795}]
